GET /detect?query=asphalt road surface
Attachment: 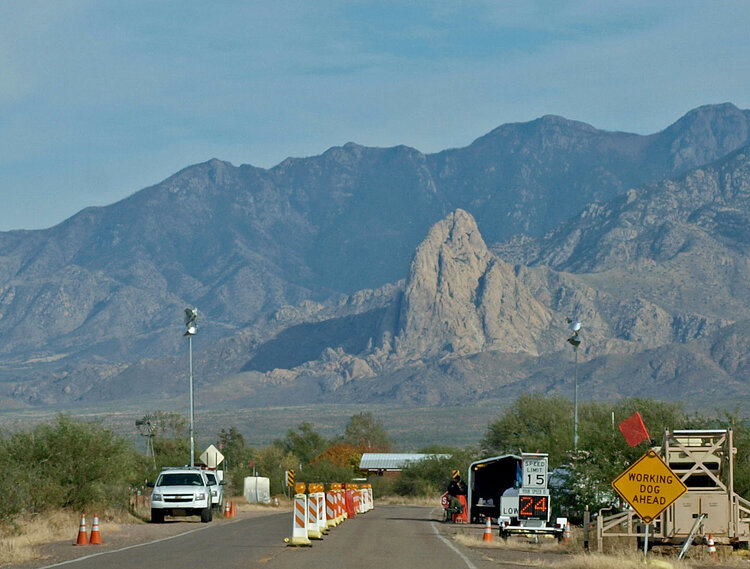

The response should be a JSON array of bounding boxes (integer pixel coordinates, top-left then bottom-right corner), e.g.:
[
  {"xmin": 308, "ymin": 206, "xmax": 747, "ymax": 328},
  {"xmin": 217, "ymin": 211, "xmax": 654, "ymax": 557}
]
[{"xmin": 30, "ymin": 505, "xmax": 516, "ymax": 569}]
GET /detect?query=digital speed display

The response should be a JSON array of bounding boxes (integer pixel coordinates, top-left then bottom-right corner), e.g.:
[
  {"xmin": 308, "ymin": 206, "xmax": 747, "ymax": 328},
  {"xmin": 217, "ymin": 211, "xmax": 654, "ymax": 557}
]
[{"xmin": 518, "ymin": 495, "xmax": 548, "ymax": 520}]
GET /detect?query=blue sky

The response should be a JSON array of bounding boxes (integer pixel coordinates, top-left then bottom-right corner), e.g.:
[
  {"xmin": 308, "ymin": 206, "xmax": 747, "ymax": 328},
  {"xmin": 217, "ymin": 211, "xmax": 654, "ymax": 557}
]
[{"xmin": 2, "ymin": 1, "xmax": 749, "ymax": 230}]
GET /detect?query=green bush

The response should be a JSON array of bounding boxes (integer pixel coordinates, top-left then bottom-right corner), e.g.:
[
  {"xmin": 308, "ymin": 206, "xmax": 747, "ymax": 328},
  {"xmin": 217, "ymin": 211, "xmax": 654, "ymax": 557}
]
[
  {"xmin": 394, "ymin": 449, "xmax": 479, "ymax": 497},
  {"xmin": 0, "ymin": 415, "xmax": 139, "ymax": 520}
]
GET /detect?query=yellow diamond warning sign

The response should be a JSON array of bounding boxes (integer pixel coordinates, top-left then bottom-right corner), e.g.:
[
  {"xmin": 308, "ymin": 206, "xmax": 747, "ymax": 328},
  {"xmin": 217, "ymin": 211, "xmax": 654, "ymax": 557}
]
[{"xmin": 612, "ymin": 450, "xmax": 687, "ymax": 523}]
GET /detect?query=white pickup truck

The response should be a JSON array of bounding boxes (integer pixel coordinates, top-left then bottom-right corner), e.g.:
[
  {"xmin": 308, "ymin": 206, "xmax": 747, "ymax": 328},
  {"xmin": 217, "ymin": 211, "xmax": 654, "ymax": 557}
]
[{"xmin": 150, "ymin": 467, "xmax": 214, "ymax": 523}]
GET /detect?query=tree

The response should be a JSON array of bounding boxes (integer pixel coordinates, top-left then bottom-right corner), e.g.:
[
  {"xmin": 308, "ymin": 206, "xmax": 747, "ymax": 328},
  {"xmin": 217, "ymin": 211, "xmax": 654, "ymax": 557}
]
[
  {"xmin": 342, "ymin": 412, "xmax": 392, "ymax": 451},
  {"xmin": 217, "ymin": 426, "xmax": 255, "ymax": 494},
  {"xmin": 150, "ymin": 411, "xmax": 190, "ymax": 471},
  {"xmin": 481, "ymin": 394, "xmax": 573, "ymax": 466},
  {"xmin": 276, "ymin": 422, "xmax": 328, "ymax": 465},
  {"xmin": 255, "ymin": 444, "xmax": 298, "ymax": 495}
]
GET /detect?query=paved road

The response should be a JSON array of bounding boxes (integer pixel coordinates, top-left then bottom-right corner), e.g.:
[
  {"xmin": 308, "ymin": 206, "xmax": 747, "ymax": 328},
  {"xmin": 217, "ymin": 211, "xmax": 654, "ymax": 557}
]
[
  {"xmin": 35, "ymin": 512, "xmax": 289, "ymax": 569},
  {"xmin": 33, "ymin": 506, "xmax": 503, "ymax": 569}
]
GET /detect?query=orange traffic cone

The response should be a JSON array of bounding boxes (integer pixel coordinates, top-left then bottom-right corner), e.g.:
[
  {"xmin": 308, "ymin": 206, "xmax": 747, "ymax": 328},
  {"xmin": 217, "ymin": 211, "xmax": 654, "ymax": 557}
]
[
  {"xmin": 224, "ymin": 501, "xmax": 231, "ymax": 517},
  {"xmin": 707, "ymin": 534, "xmax": 718, "ymax": 560},
  {"xmin": 483, "ymin": 516, "xmax": 493, "ymax": 542},
  {"xmin": 563, "ymin": 522, "xmax": 571, "ymax": 544},
  {"xmin": 229, "ymin": 500, "xmax": 236, "ymax": 518},
  {"xmin": 89, "ymin": 513, "xmax": 102, "ymax": 545},
  {"xmin": 75, "ymin": 514, "xmax": 89, "ymax": 546}
]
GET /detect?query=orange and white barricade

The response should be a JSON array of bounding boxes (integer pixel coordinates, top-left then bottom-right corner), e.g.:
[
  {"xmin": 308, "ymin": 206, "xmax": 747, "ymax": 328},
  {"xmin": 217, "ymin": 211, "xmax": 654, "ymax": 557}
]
[
  {"xmin": 367, "ymin": 483, "xmax": 374, "ymax": 511},
  {"xmin": 351, "ymin": 484, "xmax": 362, "ymax": 515},
  {"xmin": 337, "ymin": 484, "xmax": 346, "ymax": 521},
  {"xmin": 286, "ymin": 483, "xmax": 311, "ymax": 546},
  {"xmin": 312, "ymin": 484, "xmax": 327, "ymax": 535},
  {"xmin": 334, "ymin": 483, "xmax": 345, "ymax": 522},
  {"xmin": 306, "ymin": 486, "xmax": 322, "ymax": 539},
  {"xmin": 326, "ymin": 486, "xmax": 338, "ymax": 528}
]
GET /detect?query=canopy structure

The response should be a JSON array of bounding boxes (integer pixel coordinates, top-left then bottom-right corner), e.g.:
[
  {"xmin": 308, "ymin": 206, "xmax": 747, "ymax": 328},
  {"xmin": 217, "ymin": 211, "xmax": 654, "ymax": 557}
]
[{"xmin": 359, "ymin": 453, "xmax": 450, "ymax": 476}]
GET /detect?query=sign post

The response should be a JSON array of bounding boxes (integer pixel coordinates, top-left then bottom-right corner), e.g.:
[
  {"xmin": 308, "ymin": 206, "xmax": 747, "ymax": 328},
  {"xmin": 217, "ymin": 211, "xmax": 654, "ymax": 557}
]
[{"xmin": 611, "ymin": 450, "xmax": 687, "ymax": 556}]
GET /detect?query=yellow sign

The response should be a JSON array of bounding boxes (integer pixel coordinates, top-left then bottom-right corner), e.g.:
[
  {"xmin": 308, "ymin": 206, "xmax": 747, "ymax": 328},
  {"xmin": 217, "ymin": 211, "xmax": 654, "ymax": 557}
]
[{"xmin": 612, "ymin": 450, "xmax": 687, "ymax": 523}]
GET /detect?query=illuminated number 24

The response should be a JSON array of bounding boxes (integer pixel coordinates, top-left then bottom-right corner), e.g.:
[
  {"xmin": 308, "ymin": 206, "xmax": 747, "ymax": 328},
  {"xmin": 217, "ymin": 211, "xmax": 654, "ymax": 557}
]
[{"xmin": 519, "ymin": 496, "xmax": 533, "ymax": 516}]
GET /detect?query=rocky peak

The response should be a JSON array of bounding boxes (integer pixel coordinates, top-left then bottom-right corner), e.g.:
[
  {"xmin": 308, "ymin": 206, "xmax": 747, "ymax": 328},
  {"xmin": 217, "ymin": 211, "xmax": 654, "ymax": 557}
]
[
  {"xmin": 658, "ymin": 103, "xmax": 750, "ymax": 172},
  {"xmin": 392, "ymin": 209, "xmax": 552, "ymax": 360}
]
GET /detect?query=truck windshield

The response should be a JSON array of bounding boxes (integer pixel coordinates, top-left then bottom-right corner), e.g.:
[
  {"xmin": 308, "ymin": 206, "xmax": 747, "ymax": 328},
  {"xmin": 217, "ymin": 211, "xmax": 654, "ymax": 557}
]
[{"xmin": 158, "ymin": 473, "xmax": 203, "ymax": 486}]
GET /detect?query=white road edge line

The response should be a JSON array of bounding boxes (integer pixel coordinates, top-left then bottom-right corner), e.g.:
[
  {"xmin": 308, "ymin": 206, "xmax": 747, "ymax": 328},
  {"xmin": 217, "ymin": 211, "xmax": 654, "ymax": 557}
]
[
  {"xmin": 35, "ymin": 518, "xmax": 244, "ymax": 569},
  {"xmin": 430, "ymin": 508, "xmax": 479, "ymax": 569}
]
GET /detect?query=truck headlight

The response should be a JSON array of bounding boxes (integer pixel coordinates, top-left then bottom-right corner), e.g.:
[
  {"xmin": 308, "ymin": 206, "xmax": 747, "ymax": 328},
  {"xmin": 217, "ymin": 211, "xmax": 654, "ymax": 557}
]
[
  {"xmin": 196, "ymin": 492, "xmax": 206, "ymax": 500},
  {"xmin": 152, "ymin": 493, "xmax": 162, "ymax": 501}
]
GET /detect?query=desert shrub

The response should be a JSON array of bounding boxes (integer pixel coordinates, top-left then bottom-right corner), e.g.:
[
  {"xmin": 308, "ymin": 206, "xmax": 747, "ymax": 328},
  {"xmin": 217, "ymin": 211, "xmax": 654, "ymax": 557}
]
[{"xmin": 0, "ymin": 415, "xmax": 139, "ymax": 519}]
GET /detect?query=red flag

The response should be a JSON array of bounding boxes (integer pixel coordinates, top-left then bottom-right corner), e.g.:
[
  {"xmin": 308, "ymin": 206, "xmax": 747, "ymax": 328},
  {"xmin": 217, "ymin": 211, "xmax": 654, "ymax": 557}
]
[{"xmin": 619, "ymin": 412, "xmax": 650, "ymax": 447}]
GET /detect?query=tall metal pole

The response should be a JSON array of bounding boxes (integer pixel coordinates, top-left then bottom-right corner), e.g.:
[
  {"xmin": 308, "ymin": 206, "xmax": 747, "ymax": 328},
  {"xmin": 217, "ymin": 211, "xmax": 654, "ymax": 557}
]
[
  {"xmin": 189, "ymin": 334, "xmax": 195, "ymax": 467},
  {"xmin": 567, "ymin": 318, "xmax": 582, "ymax": 452},
  {"xmin": 573, "ymin": 344, "xmax": 579, "ymax": 451},
  {"xmin": 184, "ymin": 307, "xmax": 198, "ymax": 468}
]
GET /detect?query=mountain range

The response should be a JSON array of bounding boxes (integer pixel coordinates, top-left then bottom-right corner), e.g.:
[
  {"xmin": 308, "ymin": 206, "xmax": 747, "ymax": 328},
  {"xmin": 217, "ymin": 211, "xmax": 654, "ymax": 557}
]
[{"xmin": 1, "ymin": 102, "xmax": 750, "ymax": 411}]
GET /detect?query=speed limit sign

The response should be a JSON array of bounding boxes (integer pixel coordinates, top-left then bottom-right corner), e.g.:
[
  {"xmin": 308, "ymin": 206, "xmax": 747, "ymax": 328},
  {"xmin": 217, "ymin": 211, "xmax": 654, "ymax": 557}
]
[{"xmin": 522, "ymin": 453, "xmax": 548, "ymax": 489}]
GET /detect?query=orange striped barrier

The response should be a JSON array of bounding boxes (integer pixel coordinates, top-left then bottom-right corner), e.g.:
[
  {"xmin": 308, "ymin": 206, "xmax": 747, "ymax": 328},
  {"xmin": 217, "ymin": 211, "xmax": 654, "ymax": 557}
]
[
  {"xmin": 307, "ymin": 488, "xmax": 322, "ymax": 539},
  {"xmin": 332, "ymin": 483, "xmax": 344, "ymax": 522},
  {"xmin": 285, "ymin": 483, "xmax": 311, "ymax": 546},
  {"xmin": 326, "ymin": 487, "xmax": 338, "ymax": 528}
]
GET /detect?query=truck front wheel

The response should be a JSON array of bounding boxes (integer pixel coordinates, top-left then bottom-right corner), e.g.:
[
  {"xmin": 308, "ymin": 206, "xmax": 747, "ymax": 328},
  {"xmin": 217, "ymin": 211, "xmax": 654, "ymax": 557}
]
[
  {"xmin": 151, "ymin": 509, "xmax": 165, "ymax": 523},
  {"xmin": 201, "ymin": 506, "xmax": 212, "ymax": 523}
]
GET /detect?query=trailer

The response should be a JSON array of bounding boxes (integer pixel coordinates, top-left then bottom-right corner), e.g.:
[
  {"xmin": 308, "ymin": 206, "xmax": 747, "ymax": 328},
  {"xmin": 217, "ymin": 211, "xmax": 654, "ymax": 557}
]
[
  {"xmin": 497, "ymin": 453, "xmax": 566, "ymax": 540},
  {"xmin": 467, "ymin": 452, "xmax": 565, "ymax": 539},
  {"xmin": 597, "ymin": 429, "xmax": 750, "ymax": 552}
]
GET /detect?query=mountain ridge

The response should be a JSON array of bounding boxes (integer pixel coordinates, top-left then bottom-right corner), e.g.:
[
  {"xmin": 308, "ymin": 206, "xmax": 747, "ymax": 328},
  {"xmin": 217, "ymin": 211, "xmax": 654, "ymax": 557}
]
[{"xmin": 2, "ymin": 103, "xmax": 750, "ymax": 410}]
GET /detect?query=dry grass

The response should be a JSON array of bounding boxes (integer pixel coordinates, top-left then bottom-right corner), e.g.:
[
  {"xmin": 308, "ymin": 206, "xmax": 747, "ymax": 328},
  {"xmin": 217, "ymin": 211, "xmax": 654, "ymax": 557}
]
[
  {"xmin": 374, "ymin": 495, "xmax": 439, "ymax": 507},
  {"xmin": 0, "ymin": 510, "xmax": 141, "ymax": 566},
  {"xmin": 453, "ymin": 530, "xmax": 750, "ymax": 569},
  {"xmin": 547, "ymin": 552, "xmax": 693, "ymax": 569},
  {"xmin": 453, "ymin": 531, "xmax": 565, "ymax": 552}
]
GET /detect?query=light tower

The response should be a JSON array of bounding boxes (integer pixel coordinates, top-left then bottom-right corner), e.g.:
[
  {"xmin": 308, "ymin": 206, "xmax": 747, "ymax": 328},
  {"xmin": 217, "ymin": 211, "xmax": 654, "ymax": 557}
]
[
  {"xmin": 184, "ymin": 307, "xmax": 198, "ymax": 466},
  {"xmin": 567, "ymin": 318, "xmax": 582, "ymax": 451}
]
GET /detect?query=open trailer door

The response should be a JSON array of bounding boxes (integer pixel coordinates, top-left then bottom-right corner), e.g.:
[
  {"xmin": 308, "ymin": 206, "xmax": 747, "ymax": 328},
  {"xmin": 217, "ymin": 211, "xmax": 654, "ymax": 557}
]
[{"xmin": 467, "ymin": 454, "xmax": 522, "ymax": 523}]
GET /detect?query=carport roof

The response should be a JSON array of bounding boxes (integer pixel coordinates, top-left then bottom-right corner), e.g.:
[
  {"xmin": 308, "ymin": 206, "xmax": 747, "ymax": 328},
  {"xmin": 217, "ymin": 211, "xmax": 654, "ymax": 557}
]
[{"xmin": 359, "ymin": 453, "xmax": 450, "ymax": 471}]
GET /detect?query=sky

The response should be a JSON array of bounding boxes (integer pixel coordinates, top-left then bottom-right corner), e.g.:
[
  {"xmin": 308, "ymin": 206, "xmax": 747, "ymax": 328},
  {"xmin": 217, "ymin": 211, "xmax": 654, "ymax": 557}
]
[{"xmin": 2, "ymin": 1, "xmax": 749, "ymax": 231}]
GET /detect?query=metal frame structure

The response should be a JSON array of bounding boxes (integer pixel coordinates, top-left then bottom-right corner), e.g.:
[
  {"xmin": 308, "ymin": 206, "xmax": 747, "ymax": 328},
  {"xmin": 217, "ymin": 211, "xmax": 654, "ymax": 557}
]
[{"xmin": 597, "ymin": 429, "xmax": 750, "ymax": 551}]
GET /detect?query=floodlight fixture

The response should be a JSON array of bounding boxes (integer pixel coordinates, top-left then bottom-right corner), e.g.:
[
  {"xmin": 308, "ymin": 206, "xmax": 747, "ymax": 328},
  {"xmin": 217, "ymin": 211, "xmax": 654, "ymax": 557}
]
[{"xmin": 185, "ymin": 307, "xmax": 198, "ymax": 325}]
